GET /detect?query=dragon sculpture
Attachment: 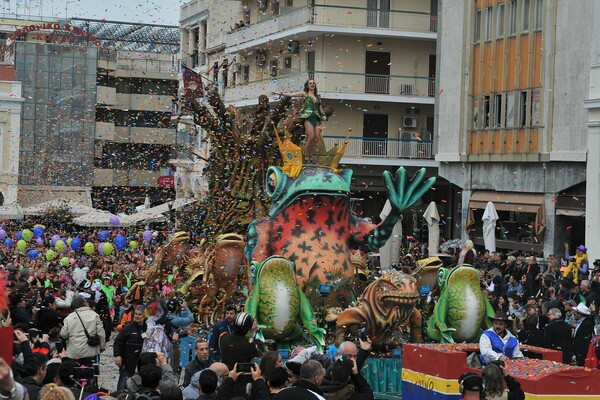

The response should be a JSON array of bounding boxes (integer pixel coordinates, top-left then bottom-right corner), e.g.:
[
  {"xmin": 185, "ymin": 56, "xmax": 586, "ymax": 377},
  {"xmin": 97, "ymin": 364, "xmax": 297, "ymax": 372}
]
[{"xmin": 333, "ymin": 269, "xmax": 422, "ymax": 344}]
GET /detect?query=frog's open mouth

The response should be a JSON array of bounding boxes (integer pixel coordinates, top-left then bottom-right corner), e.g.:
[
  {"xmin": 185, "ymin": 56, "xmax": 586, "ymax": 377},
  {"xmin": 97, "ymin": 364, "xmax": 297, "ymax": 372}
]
[{"xmin": 380, "ymin": 291, "xmax": 420, "ymax": 305}]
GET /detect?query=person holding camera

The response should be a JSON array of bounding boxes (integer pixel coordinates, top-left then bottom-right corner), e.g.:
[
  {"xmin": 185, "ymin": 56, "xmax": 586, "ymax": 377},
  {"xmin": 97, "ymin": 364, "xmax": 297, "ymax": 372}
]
[
  {"xmin": 60, "ymin": 295, "xmax": 105, "ymax": 368},
  {"xmin": 481, "ymin": 361, "xmax": 525, "ymax": 400},
  {"xmin": 457, "ymin": 372, "xmax": 482, "ymax": 400}
]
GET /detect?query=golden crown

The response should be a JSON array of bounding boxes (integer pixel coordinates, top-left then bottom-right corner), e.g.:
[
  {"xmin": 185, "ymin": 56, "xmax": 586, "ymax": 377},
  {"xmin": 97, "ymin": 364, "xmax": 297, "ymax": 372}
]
[{"xmin": 273, "ymin": 125, "xmax": 350, "ymax": 178}]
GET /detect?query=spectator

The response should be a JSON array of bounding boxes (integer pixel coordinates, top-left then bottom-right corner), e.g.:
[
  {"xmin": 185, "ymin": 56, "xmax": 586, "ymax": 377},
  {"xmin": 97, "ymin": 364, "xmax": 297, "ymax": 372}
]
[
  {"xmin": 113, "ymin": 305, "xmax": 146, "ymax": 390},
  {"xmin": 180, "ymin": 341, "xmax": 214, "ymax": 388},
  {"xmin": 215, "ymin": 364, "xmax": 268, "ymax": 400},
  {"xmin": 161, "ymin": 385, "xmax": 184, "ymax": 400},
  {"xmin": 457, "ymin": 372, "xmax": 482, "ymax": 400},
  {"xmin": 182, "ymin": 370, "xmax": 202, "ymax": 400},
  {"xmin": 39, "ymin": 384, "xmax": 75, "ymax": 400},
  {"xmin": 259, "ymin": 351, "xmax": 282, "ymax": 382},
  {"xmin": 21, "ymin": 353, "xmax": 47, "ymax": 400},
  {"xmin": 479, "ymin": 311, "xmax": 523, "ymax": 364},
  {"xmin": 126, "ymin": 352, "xmax": 177, "ymax": 393},
  {"xmin": 563, "ymin": 299, "xmax": 578, "ymax": 326},
  {"xmin": 572, "ymin": 303, "xmax": 595, "ymax": 366},
  {"xmin": 273, "ymin": 360, "xmax": 326, "ymax": 400},
  {"xmin": 208, "ymin": 363, "xmax": 229, "ymax": 387},
  {"xmin": 579, "ymin": 280, "xmax": 600, "ymax": 308},
  {"xmin": 543, "ymin": 308, "xmax": 573, "ymax": 364},
  {"xmin": 481, "ymin": 362, "xmax": 524, "ymax": 400},
  {"xmin": 135, "ymin": 364, "xmax": 163, "ymax": 400},
  {"xmin": 55, "ymin": 360, "xmax": 94, "ymax": 399},
  {"xmin": 505, "ymin": 276, "xmax": 522, "ymax": 296},
  {"xmin": 197, "ymin": 369, "xmax": 220, "ymax": 400},
  {"xmin": 209, "ymin": 305, "xmax": 235, "ymax": 361},
  {"xmin": 268, "ymin": 367, "xmax": 291, "ymax": 396},
  {"xmin": 9, "ymin": 292, "xmax": 32, "ymax": 327},
  {"xmin": 517, "ymin": 315, "xmax": 543, "ymax": 347},
  {"xmin": 60, "ymin": 295, "xmax": 105, "ymax": 367},
  {"xmin": 458, "ymin": 240, "xmax": 476, "ymax": 265},
  {"xmin": 320, "ymin": 357, "xmax": 374, "ymax": 400},
  {"xmin": 219, "ymin": 312, "xmax": 260, "ymax": 371},
  {"xmin": 36, "ymin": 295, "xmax": 62, "ymax": 334}
]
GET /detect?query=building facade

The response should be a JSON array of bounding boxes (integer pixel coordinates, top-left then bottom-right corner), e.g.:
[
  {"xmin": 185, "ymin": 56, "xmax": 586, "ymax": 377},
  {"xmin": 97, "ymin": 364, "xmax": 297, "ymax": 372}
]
[
  {"xmin": 0, "ymin": 65, "xmax": 23, "ymax": 207},
  {"xmin": 437, "ymin": 0, "xmax": 591, "ymax": 255},
  {"xmin": 0, "ymin": 16, "xmax": 181, "ymax": 212},
  {"xmin": 179, "ymin": 0, "xmax": 452, "ymax": 241}
]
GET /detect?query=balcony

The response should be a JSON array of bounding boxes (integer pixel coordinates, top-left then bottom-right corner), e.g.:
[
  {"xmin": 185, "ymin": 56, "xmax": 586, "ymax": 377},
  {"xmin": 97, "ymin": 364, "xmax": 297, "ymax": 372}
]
[
  {"xmin": 180, "ymin": 0, "xmax": 208, "ymax": 25},
  {"xmin": 115, "ymin": 57, "xmax": 179, "ymax": 79},
  {"xmin": 226, "ymin": 5, "xmax": 436, "ymax": 51},
  {"xmin": 115, "ymin": 93, "xmax": 174, "ymax": 112},
  {"xmin": 95, "ymin": 122, "xmax": 115, "ymax": 141},
  {"xmin": 323, "ymin": 136, "xmax": 434, "ymax": 162},
  {"xmin": 107, "ymin": 126, "xmax": 177, "ymax": 144},
  {"xmin": 224, "ymin": 71, "xmax": 435, "ymax": 105}
]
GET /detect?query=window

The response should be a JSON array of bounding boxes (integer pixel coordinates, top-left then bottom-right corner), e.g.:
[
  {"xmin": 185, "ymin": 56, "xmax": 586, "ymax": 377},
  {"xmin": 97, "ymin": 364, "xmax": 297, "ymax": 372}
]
[
  {"xmin": 522, "ymin": 0, "xmax": 530, "ymax": 32},
  {"xmin": 243, "ymin": 65, "xmax": 250, "ymax": 83},
  {"xmin": 497, "ymin": 3, "xmax": 505, "ymax": 37},
  {"xmin": 271, "ymin": 0, "xmax": 280, "ymax": 15},
  {"xmin": 270, "ymin": 60, "xmax": 278, "ymax": 78},
  {"xmin": 474, "ymin": 9, "xmax": 481, "ymax": 43},
  {"xmin": 534, "ymin": 0, "xmax": 543, "ymax": 30},
  {"xmin": 519, "ymin": 91, "xmax": 528, "ymax": 127},
  {"xmin": 485, "ymin": 7, "xmax": 493, "ymax": 41},
  {"xmin": 284, "ymin": 57, "xmax": 292, "ymax": 68},
  {"xmin": 483, "ymin": 95, "xmax": 490, "ymax": 128},
  {"xmin": 494, "ymin": 94, "xmax": 503, "ymax": 128},
  {"xmin": 286, "ymin": 0, "xmax": 293, "ymax": 5},
  {"xmin": 508, "ymin": 0, "xmax": 517, "ymax": 35},
  {"xmin": 472, "ymin": 97, "xmax": 480, "ymax": 129}
]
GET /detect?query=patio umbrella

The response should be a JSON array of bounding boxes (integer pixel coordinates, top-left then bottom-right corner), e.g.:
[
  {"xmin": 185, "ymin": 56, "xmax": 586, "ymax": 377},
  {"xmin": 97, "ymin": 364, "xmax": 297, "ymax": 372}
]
[
  {"xmin": 482, "ymin": 201, "xmax": 499, "ymax": 252},
  {"xmin": 423, "ymin": 201, "xmax": 440, "ymax": 256},
  {"xmin": 379, "ymin": 200, "xmax": 403, "ymax": 271}
]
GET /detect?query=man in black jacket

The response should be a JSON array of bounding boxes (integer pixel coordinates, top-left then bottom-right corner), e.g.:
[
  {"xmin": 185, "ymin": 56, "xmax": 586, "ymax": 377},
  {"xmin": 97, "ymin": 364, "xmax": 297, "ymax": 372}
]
[
  {"xmin": 21, "ymin": 354, "xmax": 47, "ymax": 400},
  {"xmin": 543, "ymin": 308, "xmax": 573, "ymax": 364},
  {"xmin": 320, "ymin": 357, "xmax": 374, "ymax": 400},
  {"xmin": 114, "ymin": 305, "xmax": 145, "ymax": 389},
  {"xmin": 35, "ymin": 296, "xmax": 62, "ymax": 334},
  {"xmin": 572, "ymin": 303, "xmax": 595, "ymax": 366},
  {"xmin": 274, "ymin": 360, "xmax": 326, "ymax": 400},
  {"xmin": 180, "ymin": 340, "xmax": 213, "ymax": 387}
]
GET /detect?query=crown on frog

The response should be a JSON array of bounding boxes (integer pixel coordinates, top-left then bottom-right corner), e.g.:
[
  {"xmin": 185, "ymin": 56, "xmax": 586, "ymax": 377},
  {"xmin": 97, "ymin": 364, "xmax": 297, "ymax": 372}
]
[
  {"xmin": 272, "ymin": 124, "xmax": 351, "ymax": 177},
  {"xmin": 350, "ymin": 249, "xmax": 368, "ymax": 268}
]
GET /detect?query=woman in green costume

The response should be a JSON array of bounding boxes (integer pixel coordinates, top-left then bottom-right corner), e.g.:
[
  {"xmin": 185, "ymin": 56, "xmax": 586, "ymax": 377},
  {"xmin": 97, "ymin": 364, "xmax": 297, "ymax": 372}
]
[{"xmin": 281, "ymin": 79, "xmax": 327, "ymax": 162}]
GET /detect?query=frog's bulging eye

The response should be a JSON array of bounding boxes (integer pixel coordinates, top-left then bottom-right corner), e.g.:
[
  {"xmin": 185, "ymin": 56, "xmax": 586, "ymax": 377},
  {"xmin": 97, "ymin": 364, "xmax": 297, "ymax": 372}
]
[{"xmin": 266, "ymin": 166, "xmax": 288, "ymax": 200}]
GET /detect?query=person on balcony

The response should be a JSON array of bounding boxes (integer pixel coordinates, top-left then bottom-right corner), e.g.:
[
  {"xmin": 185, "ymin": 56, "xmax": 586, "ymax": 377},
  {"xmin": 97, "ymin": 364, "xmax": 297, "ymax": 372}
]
[{"xmin": 280, "ymin": 79, "xmax": 327, "ymax": 164}]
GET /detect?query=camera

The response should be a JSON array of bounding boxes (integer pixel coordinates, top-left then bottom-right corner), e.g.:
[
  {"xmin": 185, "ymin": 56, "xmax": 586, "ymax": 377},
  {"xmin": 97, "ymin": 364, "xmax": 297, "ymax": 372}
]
[
  {"xmin": 236, "ymin": 363, "xmax": 254, "ymax": 373},
  {"xmin": 358, "ymin": 327, "xmax": 368, "ymax": 341},
  {"xmin": 72, "ymin": 366, "xmax": 95, "ymax": 381}
]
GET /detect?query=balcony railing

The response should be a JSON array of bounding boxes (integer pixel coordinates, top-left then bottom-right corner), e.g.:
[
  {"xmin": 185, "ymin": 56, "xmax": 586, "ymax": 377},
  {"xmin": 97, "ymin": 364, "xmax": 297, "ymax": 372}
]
[
  {"xmin": 226, "ymin": 5, "xmax": 436, "ymax": 49},
  {"xmin": 224, "ymin": 71, "xmax": 435, "ymax": 103},
  {"xmin": 323, "ymin": 136, "xmax": 433, "ymax": 160},
  {"xmin": 116, "ymin": 58, "xmax": 178, "ymax": 73},
  {"xmin": 180, "ymin": 0, "xmax": 208, "ymax": 23}
]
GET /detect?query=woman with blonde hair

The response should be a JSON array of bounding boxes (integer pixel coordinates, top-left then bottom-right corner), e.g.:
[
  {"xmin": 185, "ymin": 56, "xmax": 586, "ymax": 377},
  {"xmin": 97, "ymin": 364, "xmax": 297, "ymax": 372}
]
[
  {"xmin": 39, "ymin": 384, "xmax": 75, "ymax": 400},
  {"xmin": 458, "ymin": 240, "xmax": 477, "ymax": 265}
]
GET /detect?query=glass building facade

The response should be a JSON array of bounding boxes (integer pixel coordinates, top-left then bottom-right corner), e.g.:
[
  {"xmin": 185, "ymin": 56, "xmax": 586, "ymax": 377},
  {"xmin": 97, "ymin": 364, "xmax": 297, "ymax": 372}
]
[{"xmin": 15, "ymin": 42, "xmax": 97, "ymax": 186}]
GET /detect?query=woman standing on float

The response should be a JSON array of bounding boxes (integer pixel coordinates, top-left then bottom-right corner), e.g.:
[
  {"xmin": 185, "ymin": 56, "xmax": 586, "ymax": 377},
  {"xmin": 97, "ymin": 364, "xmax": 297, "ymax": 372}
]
[{"xmin": 280, "ymin": 79, "xmax": 327, "ymax": 163}]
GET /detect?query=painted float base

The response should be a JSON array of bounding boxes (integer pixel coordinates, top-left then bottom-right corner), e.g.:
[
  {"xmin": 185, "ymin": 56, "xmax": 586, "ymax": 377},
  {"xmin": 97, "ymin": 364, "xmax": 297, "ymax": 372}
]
[{"xmin": 401, "ymin": 343, "xmax": 599, "ymax": 400}]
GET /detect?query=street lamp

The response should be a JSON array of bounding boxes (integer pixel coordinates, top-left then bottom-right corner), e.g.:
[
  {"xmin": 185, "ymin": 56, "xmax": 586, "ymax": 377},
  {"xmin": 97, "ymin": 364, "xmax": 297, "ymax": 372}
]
[{"xmin": 65, "ymin": 1, "xmax": 76, "ymax": 20}]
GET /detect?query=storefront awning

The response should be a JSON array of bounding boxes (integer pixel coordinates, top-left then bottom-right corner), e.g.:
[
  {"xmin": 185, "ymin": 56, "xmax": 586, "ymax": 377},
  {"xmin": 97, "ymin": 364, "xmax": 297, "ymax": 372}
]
[{"xmin": 468, "ymin": 191, "xmax": 544, "ymax": 213}]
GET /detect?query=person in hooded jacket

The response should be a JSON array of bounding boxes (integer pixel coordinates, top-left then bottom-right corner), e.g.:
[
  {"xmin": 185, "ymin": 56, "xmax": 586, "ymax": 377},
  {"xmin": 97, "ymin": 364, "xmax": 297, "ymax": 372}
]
[
  {"xmin": 113, "ymin": 305, "xmax": 146, "ymax": 390},
  {"xmin": 319, "ymin": 357, "xmax": 374, "ymax": 400}
]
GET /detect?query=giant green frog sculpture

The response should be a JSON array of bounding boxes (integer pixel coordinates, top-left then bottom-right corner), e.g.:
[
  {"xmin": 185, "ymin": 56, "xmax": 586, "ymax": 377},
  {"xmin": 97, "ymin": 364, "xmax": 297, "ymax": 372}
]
[
  {"xmin": 427, "ymin": 265, "xmax": 495, "ymax": 343},
  {"xmin": 245, "ymin": 255, "xmax": 326, "ymax": 349}
]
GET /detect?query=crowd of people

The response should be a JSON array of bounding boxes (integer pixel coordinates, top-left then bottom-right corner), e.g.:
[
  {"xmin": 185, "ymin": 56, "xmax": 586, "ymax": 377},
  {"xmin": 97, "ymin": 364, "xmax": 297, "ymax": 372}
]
[
  {"xmin": 449, "ymin": 240, "xmax": 600, "ymax": 368},
  {"xmin": 0, "ymin": 220, "xmax": 380, "ymax": 400}
]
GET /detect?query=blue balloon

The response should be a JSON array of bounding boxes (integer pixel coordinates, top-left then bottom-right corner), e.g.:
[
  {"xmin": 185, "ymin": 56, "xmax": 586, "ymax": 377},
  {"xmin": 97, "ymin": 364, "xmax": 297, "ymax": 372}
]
[
  {"xmin": 33, "ymin": 227, "xmax": 45, "ymax": 238},
  {"xmin": 71, "ymin": 237, "xmax": 82, "ymax": 251},
  {"xmin": 27, "ymin": 250, "xmax": 39, "ymax": 259},
  {"xmin": 98, "ymin": 230, "xmax": 110, "ymax": 241},
  {"xmin": 114, "ymin": 234, "xmax": 127, "ymax": 251},
  {"xmin": 16, "ymin": 231, "xmax": 22, "ymax": 240},
  {"xmin": 4, "ymin": 238, "xmax": 13, "ymax": 248},
  {"xmin": 51, "ymin": 234, "xmax": 61, "ymax": 246}
]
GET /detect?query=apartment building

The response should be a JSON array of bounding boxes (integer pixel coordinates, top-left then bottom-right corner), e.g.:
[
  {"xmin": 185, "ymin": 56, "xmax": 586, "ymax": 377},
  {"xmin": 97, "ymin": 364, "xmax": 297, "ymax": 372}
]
[
  {"xmin": 180, "ymin": 0, "xmax": 451, "ymax": 238},
  {"xmin": 0, "ymin": 65, "xmax": 23, "ymax": 213},
  {"xmin": 437, "ymin": 0, "xmax": 591, "ymax": 255},
  {"xmin": 585, "ymin": 2, "xmax": 600, "ymax": 261},
  {"xmin": 0, "ymin": 16, "xmax": 180, "ymax": 213}
]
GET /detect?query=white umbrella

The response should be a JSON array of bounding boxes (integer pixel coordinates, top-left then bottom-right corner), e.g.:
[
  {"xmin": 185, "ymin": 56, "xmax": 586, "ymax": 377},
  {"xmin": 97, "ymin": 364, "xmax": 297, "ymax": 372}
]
[
  {"xmin": 423, "ymin": 201, "xmax": 440, "ymax": 256},
  {"xmin": 482, "ymin": 201, "xmax": 499, "ymax": 252},
  {"xmin": 379, "ymin": 200, "xmax": 403, "ymax": 271}
]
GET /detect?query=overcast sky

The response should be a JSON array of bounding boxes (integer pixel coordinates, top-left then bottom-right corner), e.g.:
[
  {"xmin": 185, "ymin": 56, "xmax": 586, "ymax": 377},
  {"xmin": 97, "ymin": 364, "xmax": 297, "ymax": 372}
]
[{"xmin": 2, "ymin": 0, "xmax": 183, "ymax": 26}]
